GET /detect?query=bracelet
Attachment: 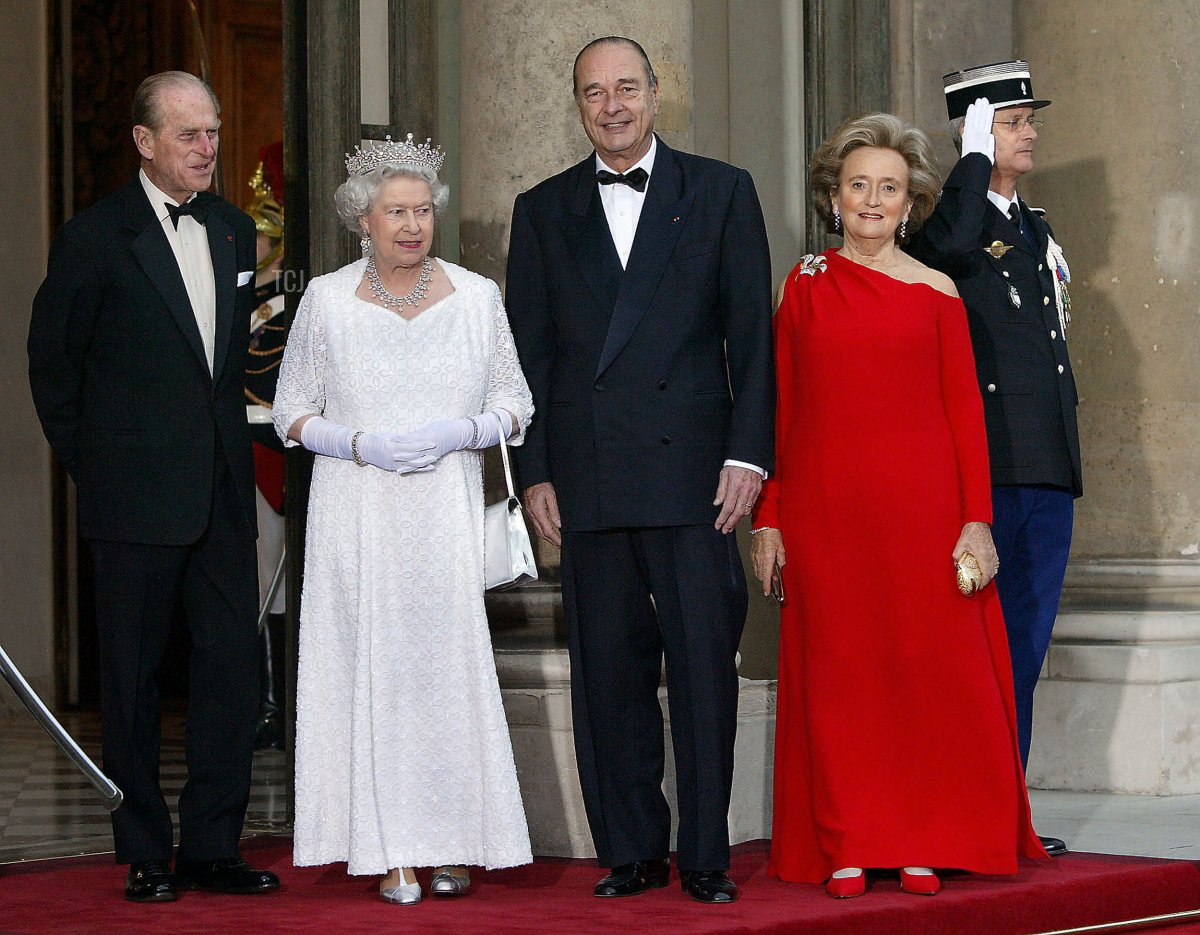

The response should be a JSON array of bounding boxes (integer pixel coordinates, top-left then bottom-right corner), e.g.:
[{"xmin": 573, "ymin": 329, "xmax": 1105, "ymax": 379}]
[
  {"xmin": 467, "ymin": 415, "xmax": 481, "ymax": 449},
  {"xmin": 749, "ymin": 526, "xmax": 777, "ymax": 536},
  {"xmin": 351, "ymin": 431, "xmax": 367, "ymax": 467}
]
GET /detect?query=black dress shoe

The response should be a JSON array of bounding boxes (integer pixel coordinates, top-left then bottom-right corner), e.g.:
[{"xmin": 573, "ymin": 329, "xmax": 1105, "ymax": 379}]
[
  {"xmin": 124, "ymin": 860, "xmax": 177, "ymax": 902},
  {"xmin": 680, "ymin": 869, "xmax": 738, "ymax": 904},
  {"xmin": 175, "ymin": 857, "xmax": 280, "ymax": 894},
  {"xmin": 593, "ymin": 858, "xmax": 671, "ymax": 897},
  {"xmin": 1038, "ymin": 835, "xmax": 1069, "ymax": 856}
]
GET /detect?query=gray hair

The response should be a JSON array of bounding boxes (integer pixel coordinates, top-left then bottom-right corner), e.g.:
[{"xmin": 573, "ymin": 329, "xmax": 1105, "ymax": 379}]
[
  {"xmin": 334, "ymin": 163, "xmax": 450, "ymax": 234},
  {"xmin": 132, "ymin": 72, "xmax": 220, "ymax": 131},
  {"xmin": 573, "ymin": 36, "xmax": 658, "ymax": 96},
  {"xmin": 949, "ymin": 117, "xmax": 966, "ymax": 155}
]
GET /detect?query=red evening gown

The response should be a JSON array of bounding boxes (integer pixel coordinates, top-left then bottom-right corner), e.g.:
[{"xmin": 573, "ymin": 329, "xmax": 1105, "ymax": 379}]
[{"xmin": 753, "ymin": 250, "xmax": 1046, "ymax": 883}]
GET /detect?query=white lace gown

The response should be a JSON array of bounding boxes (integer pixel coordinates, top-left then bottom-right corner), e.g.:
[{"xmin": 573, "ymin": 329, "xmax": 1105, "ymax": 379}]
[{"xmin": 273, "ymin": 258, "xmax": 533, "ymax": 874}]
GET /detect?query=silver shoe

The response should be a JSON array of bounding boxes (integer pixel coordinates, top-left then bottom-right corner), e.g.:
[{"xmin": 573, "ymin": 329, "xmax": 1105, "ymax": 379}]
[
  {"xmin": 379, "ymin": 878, "xmax": 422, "ymax": 906},
  {"xmin": 430, "ymin": 870, "xmax": 470, "ymax": 897}
]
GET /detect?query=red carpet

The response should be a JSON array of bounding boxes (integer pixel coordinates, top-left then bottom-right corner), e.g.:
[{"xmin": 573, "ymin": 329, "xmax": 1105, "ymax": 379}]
[{"xmin": 3, "ymin": 839, "xmax": 1200, "ymax": 935}]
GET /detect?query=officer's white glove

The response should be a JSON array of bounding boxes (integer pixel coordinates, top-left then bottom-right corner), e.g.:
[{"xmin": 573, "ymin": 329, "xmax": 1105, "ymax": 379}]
[
  {"xmin": 299, "ymin": 416, "xmax": 404, "ymax": 471},
  {"xmin": 961, "ymin": 97, "xmax": 996, "ymax": 163}
]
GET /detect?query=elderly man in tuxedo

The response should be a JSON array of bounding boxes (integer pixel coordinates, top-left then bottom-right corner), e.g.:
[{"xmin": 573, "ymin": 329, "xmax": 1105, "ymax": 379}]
[
  {"xmin": 505, "ymin": 36, "xmax": 774, "ymax": 904},
  {"xmin": 28, "ymin": 71, "xmax": 279, "ymax": 901},
  {"xmin": 907, "ymin": 60, "xmax": 1080, "ymax": 856}
]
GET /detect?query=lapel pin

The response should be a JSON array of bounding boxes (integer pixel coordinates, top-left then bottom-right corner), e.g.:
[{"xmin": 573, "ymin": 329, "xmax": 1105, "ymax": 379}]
[
  {"xmin": 672, "ymin": 216, "xmax": 680, "ymax": 223},
  {"xmin": 227, "ymin": 235, "xmax": 234, "ymax": 241},
  {"xmin": 984, "ymin": 240, "xmax": 1013, "ymax": 258}
]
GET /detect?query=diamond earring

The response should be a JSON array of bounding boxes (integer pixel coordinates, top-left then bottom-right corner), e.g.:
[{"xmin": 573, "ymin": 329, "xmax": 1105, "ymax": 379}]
[
  {"xmin": 899, "ymin": 216, "xmax": 908, "ymax": 240},
  {"xmin": 360, "ymin": 234, "xmax": 372, "ymax": 256},
  {"xmin": 832, "ymin": 206, "xmax": 841, "ymax": 232}
]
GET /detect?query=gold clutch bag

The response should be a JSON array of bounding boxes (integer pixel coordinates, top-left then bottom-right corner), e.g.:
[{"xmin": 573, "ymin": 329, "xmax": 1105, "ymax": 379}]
[{"xmin": 956, "ymin": 550, "xmax": 984, "ymax": 596}]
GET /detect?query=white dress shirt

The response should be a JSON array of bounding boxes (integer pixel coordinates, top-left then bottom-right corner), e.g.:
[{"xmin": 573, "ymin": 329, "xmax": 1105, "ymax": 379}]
[
  {"xmin": 139, "ymin": 169, "xmax": 217, "ymax": 372},
  {"xmin": 595, "ymin": 136, "xmax": 656, "ymax": 269},
  {"xmin": 987, "ymin": 188, "xmax": 1019, "ymax": 219},
  {"xmin": 593, "ymin": 139, "xmax": 766, "ymax": 481}
]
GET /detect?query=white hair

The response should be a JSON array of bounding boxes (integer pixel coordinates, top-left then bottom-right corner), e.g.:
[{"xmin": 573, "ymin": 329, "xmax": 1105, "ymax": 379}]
[{"xmin": 333, "ymin": 163, "xmax": 450, "ymax": 234}]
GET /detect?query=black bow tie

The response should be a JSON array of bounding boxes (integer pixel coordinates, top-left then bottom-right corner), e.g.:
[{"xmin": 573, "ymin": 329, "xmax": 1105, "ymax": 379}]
[
  {"xmin": 166, "ymin": 199, "xmax": 208, "ymax": 229},
  {"xmin": 596, "ymin": 168, "xmax": 649, "ymax": 193}
]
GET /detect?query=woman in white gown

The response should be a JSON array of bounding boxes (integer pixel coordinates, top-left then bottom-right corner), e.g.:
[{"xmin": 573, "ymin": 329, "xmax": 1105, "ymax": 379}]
[{"xmin": 273, "ymin": 134, "xmax": 533, "ymax": 905}]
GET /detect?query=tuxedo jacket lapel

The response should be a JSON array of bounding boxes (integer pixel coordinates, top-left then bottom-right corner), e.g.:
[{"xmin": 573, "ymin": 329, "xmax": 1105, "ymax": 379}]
[
  {"xmin": 563, "ymin": 158, "xmax": 623, "ymax": 322},
  {"xmin": 596, "ymin": 139, "xmax": 692, "ymax": 378},
  {"xmin": 202, "ymin": 195, "xmax": 237, "ymax": 383},
  {"xmin": 125, "ymin": 184, "xmax": 211, "ymax": 376}
]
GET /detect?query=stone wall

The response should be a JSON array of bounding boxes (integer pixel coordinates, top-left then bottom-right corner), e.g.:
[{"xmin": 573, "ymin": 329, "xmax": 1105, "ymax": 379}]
[
  {"xmin": 0, "ymin": 4, "xmax": 53, "ymax": 714},
  {"xmin": 1019, "ymin": 2, "xmax": 1200, "ymax": 562},
  {"xmin": 1018, "ymin": 1, "xmax": 1200, "ymax": 792}
]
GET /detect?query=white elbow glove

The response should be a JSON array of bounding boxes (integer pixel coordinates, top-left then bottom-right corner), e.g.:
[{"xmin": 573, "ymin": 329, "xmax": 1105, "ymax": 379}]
[
  {"xmin": 961, "ymin": 97, "xmax": 996, "ymax": 163},
  {"xmin": 392, "ymin": 410, "xmax": 513, "ymax": 472},
  {"xmin": 299, "ymin": 416, "xmax": 403, "ymax": 472}
]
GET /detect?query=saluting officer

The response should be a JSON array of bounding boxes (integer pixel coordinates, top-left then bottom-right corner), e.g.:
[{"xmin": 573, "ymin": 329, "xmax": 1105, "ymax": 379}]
[{"xmin": 907, "ymin": 60, "xmax": 1080, "ymax": 857}]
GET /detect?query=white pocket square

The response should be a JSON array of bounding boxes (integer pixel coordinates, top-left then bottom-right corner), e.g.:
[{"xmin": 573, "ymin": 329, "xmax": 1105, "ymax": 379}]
[{"xmin": 237, "ymin": 270, "xmax": 254, "ymax": 287}]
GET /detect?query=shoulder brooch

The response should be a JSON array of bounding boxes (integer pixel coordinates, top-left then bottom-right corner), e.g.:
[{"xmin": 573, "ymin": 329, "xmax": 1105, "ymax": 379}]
[{"xmin": 794, "ymin": 254, "xmax": 828, "ymax": 278}]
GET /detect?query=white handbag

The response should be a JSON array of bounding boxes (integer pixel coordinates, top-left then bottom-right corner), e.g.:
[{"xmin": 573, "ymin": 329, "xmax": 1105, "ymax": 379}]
[{"xmin": 484, "ymin": 413, "xmax": 539, "ymax": 591}]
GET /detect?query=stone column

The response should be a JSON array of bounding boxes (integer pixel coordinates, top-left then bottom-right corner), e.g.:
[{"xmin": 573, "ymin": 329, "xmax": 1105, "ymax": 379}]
[
  {"xmin": 457, "ymin": 1, "xmax": 778, "ymax": 855},
  {"xmin": 890, "ymin": 0, "xmax": 1014, "ymax": 173},
  {"xmin": 458, "ymin": 0, "xmax": 695, "ymax": 288},
  {"xmin": 459, "ymin": 0, "xmax": 697, "ymax": 628},
  {"xmin": 1018, "ymin": 1, "xmax": 1200, "ymax": 793}
]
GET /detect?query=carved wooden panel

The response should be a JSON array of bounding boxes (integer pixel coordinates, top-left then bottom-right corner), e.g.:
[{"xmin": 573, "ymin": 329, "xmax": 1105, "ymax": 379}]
[
  {"xmin": 201, "ymin": 0, "xmax": 283, "ymax": 207},
  {"xmin": 64, "ymin": 0, "xmax": 281, "ymax": 215},
  {"xmin": 67, "ymin": 0, "xmax": 186, "ymax": 212}
]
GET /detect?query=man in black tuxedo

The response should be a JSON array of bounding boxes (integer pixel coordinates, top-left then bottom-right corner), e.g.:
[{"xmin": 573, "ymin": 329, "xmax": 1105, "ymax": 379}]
[
  {"xmin": 28, "ymin": 72, "xmax": 279, "ymax": 900},
  {"xmin": 907, "ymin": 61, "xmax": 1080, "ymax": 856},
  {"xmin": 505, "ymin": 37, "xmax": 774, "ymax": 904}
]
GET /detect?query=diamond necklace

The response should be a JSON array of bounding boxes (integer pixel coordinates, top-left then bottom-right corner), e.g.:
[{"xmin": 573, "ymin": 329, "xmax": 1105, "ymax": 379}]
[{"xmin": 366, "ymin": 256, "xmax": 432, "ymax": 311}]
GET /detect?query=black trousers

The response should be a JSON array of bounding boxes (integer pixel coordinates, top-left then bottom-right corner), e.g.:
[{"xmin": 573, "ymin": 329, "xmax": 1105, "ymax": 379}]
[
  {"xmin": 87, "ymin": 465, "xmax": 259, "ymax": 864},
  {"xmin": 560, "ymin": 525, "xmax": 747, "ymax": 872}
]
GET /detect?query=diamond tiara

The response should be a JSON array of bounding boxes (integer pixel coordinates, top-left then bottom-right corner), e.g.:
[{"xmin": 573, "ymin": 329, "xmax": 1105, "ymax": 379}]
[{"xmin": 345, "ymin": 133, "xmax": 445, "ymax": 178}]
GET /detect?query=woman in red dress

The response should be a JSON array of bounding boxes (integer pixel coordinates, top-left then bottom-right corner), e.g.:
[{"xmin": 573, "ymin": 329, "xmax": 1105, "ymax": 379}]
[{"xmin": 750, "ymin": 114, "xmax": 1046, "ymax": 898}]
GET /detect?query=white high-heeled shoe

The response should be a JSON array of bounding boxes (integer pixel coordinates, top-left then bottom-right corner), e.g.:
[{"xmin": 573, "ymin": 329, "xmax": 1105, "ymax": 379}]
[{"xmin": 380, "ymin": 868, "xmax": 422, "ymax": 906}]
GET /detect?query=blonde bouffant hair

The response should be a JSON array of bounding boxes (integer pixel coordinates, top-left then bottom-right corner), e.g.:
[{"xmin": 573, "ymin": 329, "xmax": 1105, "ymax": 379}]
[{"xmin": 810, "ymin": 112, "xmax": 942, "ymax": 244}]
